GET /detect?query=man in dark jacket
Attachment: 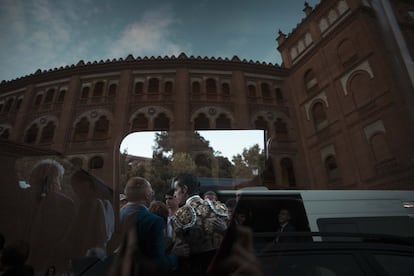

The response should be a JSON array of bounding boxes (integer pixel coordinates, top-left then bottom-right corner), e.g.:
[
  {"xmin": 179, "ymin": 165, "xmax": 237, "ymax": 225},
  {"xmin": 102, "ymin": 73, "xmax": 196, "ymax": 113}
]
[
  {"xmin": 275, "ymin": 208, "xmax": 296, "ymax": 243},
  {"xmin": 123, "ymin": 177, "xmax": 178, "ymax": 274}
]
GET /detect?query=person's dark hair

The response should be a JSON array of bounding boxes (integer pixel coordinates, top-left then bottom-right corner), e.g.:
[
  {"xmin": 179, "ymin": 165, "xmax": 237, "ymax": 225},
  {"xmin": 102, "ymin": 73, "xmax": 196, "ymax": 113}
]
[
  {"xmin": 172, "ymin": 173, "xmax": 200, "ymax": 196},
  {"xmin": 0, "ymin": 240, "xmax": 30, "ymax": 267},
  {"xmin": 149, "ymin": 201, "xmax": 169, "ymax": 223},
  {"xmin": 204, "ymin": 190, "xmax": 217, "ymax": 199},
  {"xmin": 165, "ymin": 188, "xmax": 175, "ymax": 197},
  {"xmin": 279, "ymin": 208, "xmax": 291, "ymax": 216}
]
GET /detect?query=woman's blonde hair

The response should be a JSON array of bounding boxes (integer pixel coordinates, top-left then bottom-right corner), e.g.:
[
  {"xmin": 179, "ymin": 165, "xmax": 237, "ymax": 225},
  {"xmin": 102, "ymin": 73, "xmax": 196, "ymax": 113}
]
[{"xmin": 29, "ymin": 159, "xmax": 64, "ymax": 197}]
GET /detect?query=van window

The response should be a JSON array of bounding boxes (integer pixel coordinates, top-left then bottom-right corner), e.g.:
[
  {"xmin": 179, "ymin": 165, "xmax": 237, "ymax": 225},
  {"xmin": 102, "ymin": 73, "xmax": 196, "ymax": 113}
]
[
  {"xmin": 217, "ymin": 192, "xmax": 311, "ymax": 247},
  {"xmin": 317, "ymin": 217, "xmax": 414, "ymax": 239}
]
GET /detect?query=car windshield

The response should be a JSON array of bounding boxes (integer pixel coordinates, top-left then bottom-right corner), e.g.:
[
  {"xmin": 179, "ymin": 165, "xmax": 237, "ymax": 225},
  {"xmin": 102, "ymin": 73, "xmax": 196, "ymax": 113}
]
[{"xmin": 1, "ymin": 0, "xmax": 414, "ymax": 275}]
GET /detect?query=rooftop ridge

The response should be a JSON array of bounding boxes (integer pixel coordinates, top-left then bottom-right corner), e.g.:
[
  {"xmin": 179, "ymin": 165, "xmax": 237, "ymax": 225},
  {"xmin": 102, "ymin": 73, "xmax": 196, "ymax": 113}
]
[{"xmin": 1, "ymin": 52, "xmax": 281, "ymax": 84}]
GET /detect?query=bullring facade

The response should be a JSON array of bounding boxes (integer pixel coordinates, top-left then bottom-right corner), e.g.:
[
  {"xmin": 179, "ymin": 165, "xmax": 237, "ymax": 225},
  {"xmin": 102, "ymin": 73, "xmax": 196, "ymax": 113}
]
[
  {"xmin": 0, "ymin": 54, "xmax": 298, "ymax": 188},
  {"xmin": 1, "ymin": 0, "xmax": 414, "ymax": 190}
]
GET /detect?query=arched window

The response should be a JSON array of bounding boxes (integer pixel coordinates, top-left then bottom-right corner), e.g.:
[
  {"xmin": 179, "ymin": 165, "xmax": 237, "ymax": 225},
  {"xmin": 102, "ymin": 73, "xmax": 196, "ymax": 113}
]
[
  {"xmin": 154, "ymin": 113, "xmax": 170, "ymax": 130},
  {"xmin": 34, "ymin": 94, "xmax": 43, "ymax": 106},
  {"xmin": 89, "ymin": 156, "xmax": 104, "ymax": 169},
  {"xmin": 222, "ymin": 83, "xmax": 230, "ymax": 96},
  {"xmin": 73, "ymin": 117, "xmax": 90, "ymax": 141},
  {"xmin": 39, "ymin": 121, "xmax": 56, "ymax": 144},
  {"xmin": 164, "ymin": 81, "xmax": 173, "ymax": 94},
  {"xmin": 328, "ymin": 9, "xmax": 338, "ymax": 24},
  {"xmin": 319, "ymin": 18, "xmax": 329, "ymax": 33},
  {"xmin": 338, "ymin": 0, "xmax": 349, "ymax": 14},
  {"xmin": 349, "ymin": 71, "xmax": 372, "ymax": 108},
  {"xmin": 57, "ymin": 90, "xmax": 66, "ymax": 103},
  {"xmin": 280, "ymin": 158, "xmax": 296, "ymax": 187},
  {"xmin": 216, "ymin": 114, "xmax": 231, "ymax": 129},
  {"xmin": 81, "ymin": 87, "xmax": 90, "ymax": 99},
  {"xmin": 312, "ymin": 102, "xmax": 327, "ymax": 130},
  {"xmin": 148, "ymin": 78, "xmax": 159, "ymax": 93},
  {"xmin": 275, "ymin": 88, "xmax": 284, "ymax": 102},
  {"xmin": 192, "ymin": 81, "xmax": 201, "ymax": 95},
  {"xmin": 248, "ymin": 85, "xmax": 256, "ymax": 98},
  {"xmin": 93, "ymin": 116, "xmax": 109, "ymax": 139},
  {"xmin": 274, "ymin": 118, "xmax": 288, "ymax": 135},
  {"xmin": 194, "ymin": 113, "xmax": 210, "ymax": 130},
  {"xmin": 108, "ymin": 84, "xmax": 117, "ymax": 97},
  {"xmin": 370, "ymin": 133, "xmax": 393, "ymax": 162},
  {"xmin": 93, "ymin": 81, "xmax": 104, "ymax": 97},
  {"xmin": 70, "ymin": 157, "xmax": 83, "ymax": 168},
  {"xmin": 261, "ymin": 83, "xmax": 271, "ymax": 98},
  {"xmin": 254, "ymin": 116, "xmax": 268, "ymax": 131},
  {"xmin": 15, "ymin": 98, "xmax": 22, "ymax": 111},
  {"xmin": 25, "ymin": 124, "xmax": 39, "ymax": 144},
  {"xmin": 132, "ymin": 113, "xmax": 148, "ymax": 130},
  {"xmin": 325, "ymin": 155, "xmax": 340, "ymax": 180},
  {"xmin": 134, "ymin": 82, "xmax": 144, "ymax": 94},
  {"xmin": 0, "ymin": 128, "xmax": 10, "ymax": 139},
  {"xmin": 4, "ymin": 98, "xmax": 14, "ymax": 112},
  {"xmin": 44, "ymin": 89, "xmax": 55, "ymax": 104},
  {"xmin": 304, "ymin": 69, "xmax": 318, "ymax": 94},
  {"xmin": 206, "ymin": 78, "xmax": 216, "ymax": 94}
]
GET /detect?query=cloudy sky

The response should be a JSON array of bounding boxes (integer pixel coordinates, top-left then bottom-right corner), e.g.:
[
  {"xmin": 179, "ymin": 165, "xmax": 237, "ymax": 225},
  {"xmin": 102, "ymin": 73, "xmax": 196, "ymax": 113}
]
[{"xmin": 0, "ymin": 0, "xmax": 320, "ymax": 82}]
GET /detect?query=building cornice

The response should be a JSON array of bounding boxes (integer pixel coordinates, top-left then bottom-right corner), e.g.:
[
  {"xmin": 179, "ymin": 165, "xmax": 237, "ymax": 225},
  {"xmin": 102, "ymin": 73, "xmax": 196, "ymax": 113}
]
[{"xmin": 0, "ymin": 53, "xmax": 288, "ymax": 93}]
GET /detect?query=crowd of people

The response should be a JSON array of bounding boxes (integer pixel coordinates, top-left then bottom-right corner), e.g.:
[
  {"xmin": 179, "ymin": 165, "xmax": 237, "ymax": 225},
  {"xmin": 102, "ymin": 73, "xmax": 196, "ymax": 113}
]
[
  {"xmin": 109, "ymin": 173, "xmax": 264, "ymax": 276},
  {"xmin": 1, "ymin": 158, "xmax": 302, "ymax": 275}
]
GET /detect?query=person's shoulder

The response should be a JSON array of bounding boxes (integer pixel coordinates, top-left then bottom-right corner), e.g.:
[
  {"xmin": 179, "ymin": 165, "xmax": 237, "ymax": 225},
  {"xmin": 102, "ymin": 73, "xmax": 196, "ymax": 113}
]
[
  {"xmin": 174, "ymin": 205, "xmax": 196, "ymax": 229},
  {"xmin": 206, "ymin": 199, "xmax": 228, "ymax": 217},
  {"xmin": 55, "ymin": 191, "xmax": 74, "ymax": 203},
  {"xmin": 143, "ymin": 209, "xmax": 165, "ymax": 230},
  {"xmin": 285, "ymin": 223, "xmax": 296, "ymax": 231},
  {"xmin": 50, "ymin": 191, "xmax": 75, "ymax": 210}
]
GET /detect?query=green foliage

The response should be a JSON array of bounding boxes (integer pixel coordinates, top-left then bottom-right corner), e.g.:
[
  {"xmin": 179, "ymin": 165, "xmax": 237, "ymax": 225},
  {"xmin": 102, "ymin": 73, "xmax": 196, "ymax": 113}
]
[
  {"xmin": 216, "ymin": 156, "xmax": 233, "ymax": 178},
  {"xmin": 232, "ymin": 144, "xmax": 265, "ymax": 179},
  {"xmin": 148, "ymin": 152, "xmax": 173, "ymax": 200},
  {"xmin": 170, "ymin": 152, "xmax": 197, "ymax": 175}
]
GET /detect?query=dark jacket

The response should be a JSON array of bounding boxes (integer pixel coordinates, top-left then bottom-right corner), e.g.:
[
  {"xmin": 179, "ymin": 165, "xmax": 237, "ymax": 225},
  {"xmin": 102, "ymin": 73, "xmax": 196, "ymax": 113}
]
[
  {"xmin": 135, "ymin": 204, "xmax": 177, "ymax": 273},
  {"xmin": 276, "ymin": 222, "xmax": 296, "ymax": 243}
]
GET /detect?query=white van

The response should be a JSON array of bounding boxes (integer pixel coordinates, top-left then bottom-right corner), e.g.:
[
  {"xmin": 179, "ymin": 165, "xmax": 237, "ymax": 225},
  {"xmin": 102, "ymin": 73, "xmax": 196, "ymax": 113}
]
[{"xmin": 217, "ymin": 189, "xmax": 414, "ymax": 243}]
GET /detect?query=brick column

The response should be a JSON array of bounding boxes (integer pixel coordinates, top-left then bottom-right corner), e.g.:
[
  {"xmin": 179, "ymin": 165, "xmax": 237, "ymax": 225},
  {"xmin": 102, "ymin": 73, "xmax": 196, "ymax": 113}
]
[
  {"xmin": 106, "ymin": 69, "xmax": 132, "ymax": 217},
  {"xmin": 11, "ymin": 85, "xmax": 35, "ymax": 142},
  {"xmin": 232, "ymin": 70, "xmax": 249, "ymax": 128},
  {"xmin": 52, "ymin": 76, "xmax": 80, "ymax": 153},
  {"xmin": 172, "ymin": 68, "xmax": 190, "ymax": 153}
]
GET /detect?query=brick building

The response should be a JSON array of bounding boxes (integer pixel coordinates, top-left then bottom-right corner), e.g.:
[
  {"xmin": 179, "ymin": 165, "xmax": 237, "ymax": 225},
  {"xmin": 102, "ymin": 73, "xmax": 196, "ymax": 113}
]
[{"xmin": 277, "ymin": 0, "xmax": 414, "ymax": 189}]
